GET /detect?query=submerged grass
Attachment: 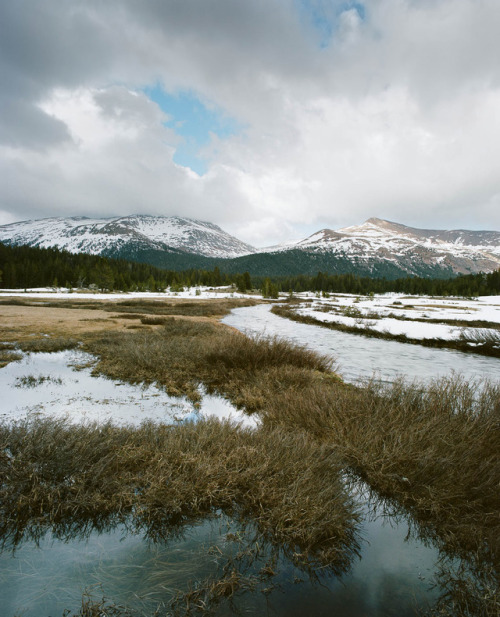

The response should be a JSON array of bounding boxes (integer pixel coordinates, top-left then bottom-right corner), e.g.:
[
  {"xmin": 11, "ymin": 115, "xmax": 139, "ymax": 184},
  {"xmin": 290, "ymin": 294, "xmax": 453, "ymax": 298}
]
[{"xmin": 14, "ymin": 374, "xmax": 63, "ymax": 388}]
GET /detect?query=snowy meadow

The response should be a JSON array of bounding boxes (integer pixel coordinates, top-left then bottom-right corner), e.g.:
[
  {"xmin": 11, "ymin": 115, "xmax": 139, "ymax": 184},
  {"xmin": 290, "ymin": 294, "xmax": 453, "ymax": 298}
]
[{"xmin": 0, "ymin": 289, "xmax": 498, "ymax": 616}]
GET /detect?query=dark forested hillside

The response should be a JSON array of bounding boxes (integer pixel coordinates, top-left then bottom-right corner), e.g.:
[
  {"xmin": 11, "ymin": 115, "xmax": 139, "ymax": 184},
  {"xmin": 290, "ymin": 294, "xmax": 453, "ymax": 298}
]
[
  {"xmin": 1, "ymin": 242, "xmax": 498, "ymax": 296},
  {"xmin": 103, "ymin": 245, "xmax": 457, "ymax": 280},
  {"xmin": 0, "ymin": 243, "xmax": 251, "ymax": 292},
  {"xmin": 211, "ymin": 249, "xmax": 457, "ymax": 279}
]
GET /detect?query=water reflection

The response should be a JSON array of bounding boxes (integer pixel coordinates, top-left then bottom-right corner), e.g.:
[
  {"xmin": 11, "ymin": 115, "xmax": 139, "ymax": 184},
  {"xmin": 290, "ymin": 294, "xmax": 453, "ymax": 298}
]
[
  {"xmin": 0, "ymin": 349, "xmax": 257, "ymax": 428},
  {"xmin": 0, "ymin": 487, "xmax": 450, "ymax": 617}
]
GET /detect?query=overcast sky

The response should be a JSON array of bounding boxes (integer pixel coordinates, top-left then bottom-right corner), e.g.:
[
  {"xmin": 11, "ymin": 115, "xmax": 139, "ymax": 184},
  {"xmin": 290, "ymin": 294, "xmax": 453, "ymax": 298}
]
[{"xmin": 1, "ymin": 0, "xmax": 499, "ymax": 247}]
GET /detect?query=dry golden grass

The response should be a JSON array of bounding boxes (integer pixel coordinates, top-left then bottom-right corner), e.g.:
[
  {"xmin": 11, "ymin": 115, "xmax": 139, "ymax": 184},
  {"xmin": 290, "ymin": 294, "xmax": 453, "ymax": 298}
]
[
  {"xmin": 0, "ymin": 416, "xmax": 359, "ymax": 573},
  {"xmin": 261, "ymin": 374, "xmax": 500, "ymax": 565},
  {"xmin": 84, "ymin": 319, "xmax": 332, "ymax": 405},
  {"xmin": 0, "ymin": 347, "xmax": 22, "ymax": 368},
  {"xmin": 0, "ymin": 296, "xmax": 259, "ymax": 355}
]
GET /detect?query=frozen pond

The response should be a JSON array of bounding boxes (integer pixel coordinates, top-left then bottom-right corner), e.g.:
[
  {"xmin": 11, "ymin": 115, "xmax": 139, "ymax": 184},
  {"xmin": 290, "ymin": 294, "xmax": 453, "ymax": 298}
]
[
  {"xmin": 222, "ymin": 303, "xmax": 500, "ymax": 384},
  {"xmin": 0, "ymin": 349, "xmax": 258, "ymax": 428}
]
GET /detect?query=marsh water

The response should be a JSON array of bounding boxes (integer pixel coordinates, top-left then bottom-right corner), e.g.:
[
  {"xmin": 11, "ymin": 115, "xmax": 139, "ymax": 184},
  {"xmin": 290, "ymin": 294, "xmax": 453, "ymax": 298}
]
[
  {"xmin": 0, "ymin": 310, "xmax": 491, "ymax": 616},
  {"xmin": 0, "ymin": 349, "xmax": 258, "ymax": 428},
  {"xmin": 1, "ymin": 489, "xmax": 441, "ymax": 617},
  {"xmin": 223, "ymin": 303, "xmax": 500, "ymax": 384}
]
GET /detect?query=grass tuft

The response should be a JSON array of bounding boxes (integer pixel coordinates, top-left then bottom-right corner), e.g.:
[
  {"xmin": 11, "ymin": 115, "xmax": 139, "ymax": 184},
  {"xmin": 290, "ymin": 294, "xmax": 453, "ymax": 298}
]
[
  {"xmin": 0, "ymin": 416, "xmax": 359, "ymax": 573},
  {"xmin": 19, "ymin": 337, "xmax": 79, "ymax": 353},
  {"xmin": 0, "ymin": 348, "xmax": 23, "ymax": 368},
  {"xmin": 262, "ymin": 374, "xmax": 500, "ymax": 564},
  {"xmin": 84, "ymin": 321, "xmax": 332, "ymax": 406}
]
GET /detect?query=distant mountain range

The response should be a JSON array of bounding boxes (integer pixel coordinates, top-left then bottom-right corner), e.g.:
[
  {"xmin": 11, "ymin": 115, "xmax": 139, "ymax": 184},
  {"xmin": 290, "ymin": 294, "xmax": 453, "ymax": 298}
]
[
  {"xmin": 1, "ymin": 214, "xmax": 499, "ymax": 279},
  {"xmin": 0, "ymin": 215, "xmax": 255, "ymax": 259}
]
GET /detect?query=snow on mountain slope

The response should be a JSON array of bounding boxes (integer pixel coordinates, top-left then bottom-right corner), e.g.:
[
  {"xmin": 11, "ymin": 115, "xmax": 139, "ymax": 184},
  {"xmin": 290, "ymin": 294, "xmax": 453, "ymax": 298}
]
[
  {"xmin": 2, "ymin": 214, "xmax": 499, "ymax": 277},
  {"xmin": 0, "ymin": 215, "xmax": 256, "ymax": 258},
  {"xmin": 266, "ymin": 218, "xmax": 500, "ymax": 275}
]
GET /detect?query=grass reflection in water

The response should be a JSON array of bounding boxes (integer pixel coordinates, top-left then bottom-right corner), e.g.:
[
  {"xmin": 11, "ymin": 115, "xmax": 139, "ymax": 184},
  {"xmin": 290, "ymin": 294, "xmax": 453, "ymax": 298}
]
[{"xmin": 0, "ymin": 416, "xmax": 360, "ymax": 616}]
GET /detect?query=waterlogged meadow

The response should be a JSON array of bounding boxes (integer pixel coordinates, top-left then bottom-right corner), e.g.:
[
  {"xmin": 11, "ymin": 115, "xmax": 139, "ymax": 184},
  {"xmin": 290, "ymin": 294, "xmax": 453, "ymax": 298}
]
[
  {"xmin": 272, "ymin": 293, "xmax": 500, "ymax": 357},
  {"xmin": 0, "ymin": 293, "xmax": 499, "ymax": 616}
]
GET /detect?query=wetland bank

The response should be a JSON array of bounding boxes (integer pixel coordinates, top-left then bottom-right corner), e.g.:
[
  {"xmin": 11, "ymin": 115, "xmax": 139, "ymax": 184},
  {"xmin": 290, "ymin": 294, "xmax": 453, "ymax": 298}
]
[{"xmin": 0, "ymin": 294, "xmax": 499, "ymax": 616}]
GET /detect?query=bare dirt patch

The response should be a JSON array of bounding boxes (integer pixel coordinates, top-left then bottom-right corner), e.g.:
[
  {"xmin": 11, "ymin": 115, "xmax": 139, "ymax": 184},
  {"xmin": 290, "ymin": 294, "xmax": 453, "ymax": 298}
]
[
  {"xmin": 0, "ymin": 303, "xmax": 136, "ymax": 343},
  {"xmin": 0, "ymin": 296, "xmax": 257, "ymax": 346}
]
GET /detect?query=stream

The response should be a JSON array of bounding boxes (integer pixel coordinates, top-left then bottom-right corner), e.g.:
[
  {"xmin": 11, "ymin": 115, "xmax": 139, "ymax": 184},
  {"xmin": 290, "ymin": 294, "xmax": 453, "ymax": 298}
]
[{"xmin": 222, "ymin": 303, "xmax": 500, "ymax": 384}]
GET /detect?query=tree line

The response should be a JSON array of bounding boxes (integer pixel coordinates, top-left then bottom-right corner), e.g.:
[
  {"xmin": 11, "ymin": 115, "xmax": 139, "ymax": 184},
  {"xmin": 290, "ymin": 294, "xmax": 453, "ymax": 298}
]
[
  {"xmin": 0, "ymin": 243, "xmax": 253, "ymax": 292},
  {"xmin": 271, "ymin": 269, "xmax": 500, "ymax": 297},
  {"xmin": 1, "ymin": 242, "xmax": 499, "ymax": 297}
]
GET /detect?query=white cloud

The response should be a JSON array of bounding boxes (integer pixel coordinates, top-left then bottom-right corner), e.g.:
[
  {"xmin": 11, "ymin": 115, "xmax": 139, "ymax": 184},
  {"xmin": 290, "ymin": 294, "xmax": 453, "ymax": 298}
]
[{"xmin": 1, "ymin": 0, "xmax": 500, "ymax": 245}]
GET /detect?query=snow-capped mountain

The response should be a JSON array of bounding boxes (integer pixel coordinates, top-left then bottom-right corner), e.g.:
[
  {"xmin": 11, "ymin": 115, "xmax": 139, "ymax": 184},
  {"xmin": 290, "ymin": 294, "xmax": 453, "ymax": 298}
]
[
  {"xmin": 1, "ymin": 215, "xmax": 499, "ymax": 278},
  {"xmin": 268, "ymin": 218, "xmax": 500, "ymax": 276},
  {"xmin": 0, "ymin": 215, "xmax": 256, "ymax": 259}
]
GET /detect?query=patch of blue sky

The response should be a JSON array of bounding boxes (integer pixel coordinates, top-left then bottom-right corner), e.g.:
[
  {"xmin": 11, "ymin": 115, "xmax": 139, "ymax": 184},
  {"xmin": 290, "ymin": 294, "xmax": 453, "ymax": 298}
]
[
  {"xmin": 296, "ymin": 1, "xmax": 365, "ymax": 48},
  {"xmin": 144, "ymin": 85, "xmax": 241, "ymax": 175}
]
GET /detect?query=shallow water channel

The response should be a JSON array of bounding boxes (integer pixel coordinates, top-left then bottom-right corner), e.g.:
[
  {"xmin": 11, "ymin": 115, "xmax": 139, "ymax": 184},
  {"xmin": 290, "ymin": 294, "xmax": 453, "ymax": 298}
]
[
  {"xmin": 222, "ymin": 303, "xmax": 500, "ymax": 384},
  {"xmin": 0, "ymin": 341, "xmax": 482, "ymax": 615}
]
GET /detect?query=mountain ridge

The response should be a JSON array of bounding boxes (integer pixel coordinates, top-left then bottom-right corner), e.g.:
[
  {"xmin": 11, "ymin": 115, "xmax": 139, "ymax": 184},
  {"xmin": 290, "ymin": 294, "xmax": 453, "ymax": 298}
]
[
  {"xmin": 0, "ymin": 214, "xmax": 256, "ymax": 259},
  {"xmin": 1, "ymin": 214, "xmax": 499, "ymax": 279},
  {"xmin": 271, "ymin": 217, "xmax": 500, "ymax": 276}
]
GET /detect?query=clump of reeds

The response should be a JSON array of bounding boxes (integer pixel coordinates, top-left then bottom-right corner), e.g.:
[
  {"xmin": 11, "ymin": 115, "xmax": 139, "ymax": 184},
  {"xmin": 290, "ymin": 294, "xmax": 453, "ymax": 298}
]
[
  {"xmin": 204, "ymin": 331, "xmax": 332, "ymax": 372},
  {"xmin": 140, "ymin": 316, "xmax": 172, "ymax": 325},
  {"xmin": 459, "ymin": 328, "xmax": 500, "ymax": 352},
  {"xmin": 84, "ymin": 321, "xmax": 332, "ymax": 406},
  {"xmin": 0, "ymin": 348, "xmax": 22, "ymax": 367},
  {"xmin": 111, "ymin": 298, "xmax": 258, "ymax": 318},
  {"xmin": 15, "ymin": 374, "xmax": 63, "ymax": 388},
  {"xmin": 0, "ymin": 298, "xmax": 31, "ymax": 306},
  {"xmin": 19, "ymin": 336, "xmax": 79, "ymax": 353},
  {"xmin": 0, "ymin": 416, "xmax": 359, "ymax": 573},
  {"xmin": 261, "ymin": 373, "xmax": 500, "ymax": 565}
]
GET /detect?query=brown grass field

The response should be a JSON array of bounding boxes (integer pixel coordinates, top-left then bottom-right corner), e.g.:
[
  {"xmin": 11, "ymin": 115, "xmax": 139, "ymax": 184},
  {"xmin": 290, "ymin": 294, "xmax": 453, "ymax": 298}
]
[{"xmin": 0, "ymin": 295, "xmax": 498, "ymax": 616}]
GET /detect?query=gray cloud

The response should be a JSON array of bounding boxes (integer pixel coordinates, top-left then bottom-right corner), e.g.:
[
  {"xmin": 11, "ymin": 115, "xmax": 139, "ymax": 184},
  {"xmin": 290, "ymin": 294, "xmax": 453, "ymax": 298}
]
[
  {"xmin": 1, "ymin": 0, "xmax": 500, "ymax": 245},
  {"xmin": 0, "ymin": 98, "xmax": 71, "ymax": 149}
]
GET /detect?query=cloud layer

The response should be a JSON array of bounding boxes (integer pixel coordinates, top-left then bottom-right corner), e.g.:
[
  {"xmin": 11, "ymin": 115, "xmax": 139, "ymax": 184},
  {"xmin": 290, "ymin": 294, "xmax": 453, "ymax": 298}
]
[{"xmin": 1, "ymin": 0, "xmax": 500, "ymax": 246}]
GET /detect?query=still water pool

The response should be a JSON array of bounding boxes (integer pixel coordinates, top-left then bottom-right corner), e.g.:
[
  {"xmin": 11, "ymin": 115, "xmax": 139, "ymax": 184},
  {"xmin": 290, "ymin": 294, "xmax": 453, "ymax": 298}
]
[
  {"xmin": 1, "ymin": 493, "xmax": 441, "ymax": 617},
  {"xmin": 0, "ymin": 349, "xmax": 257, "ymax": 428}
]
